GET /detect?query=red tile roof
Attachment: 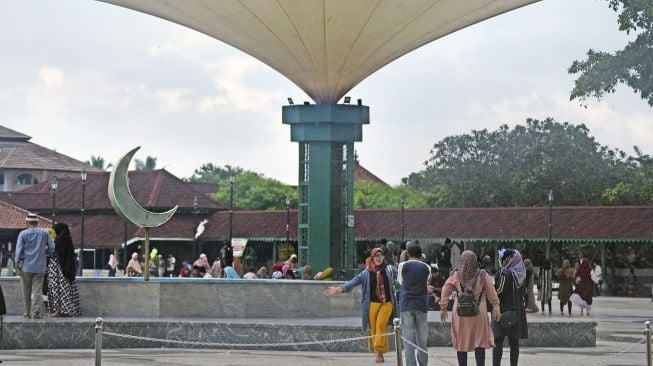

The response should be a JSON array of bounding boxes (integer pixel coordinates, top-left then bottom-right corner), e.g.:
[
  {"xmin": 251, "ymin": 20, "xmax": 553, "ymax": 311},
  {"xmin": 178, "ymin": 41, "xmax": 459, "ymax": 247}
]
[
  {"xmin": 354, "ymin": 160, "xmax": 388, "ymax": 187},
  {"xmin": 55, "ymin": 213, "xmax": 202, "ymax": 248},
  {"xmin": 202, "ymin": 206, "xmax": 653, "ymax": 243},
  {"xmin": 2, "ymin": 169, "xmax": 224, "ymax": 211},
  {"xmin": 0, "ymin": 200, "xmax": 51, "ymax": 229},
  {"xmin": 352, "ymin": 207, "xmax": 653, "ymax": 240},
  {"xmin": 188, "ymin": 182, "xmax": 220, "ymax": 195},
  {"xmin": 0, "ymin": 169, "xmax": 224, "ymax": 248},
  {"xmin": 203, "ymin": 210, "xmax": 298, "ymax": 240},
  {"xmin": 4, "ymin": 205, "xmax": 651, "ymax": 248}
]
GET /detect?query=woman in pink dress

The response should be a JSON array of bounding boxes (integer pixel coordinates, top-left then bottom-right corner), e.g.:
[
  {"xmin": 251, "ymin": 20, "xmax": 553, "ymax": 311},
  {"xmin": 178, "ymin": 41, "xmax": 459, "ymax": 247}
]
[{"xmin": 440, "ymin": 250, "xmax": 500, "ymax": 366}]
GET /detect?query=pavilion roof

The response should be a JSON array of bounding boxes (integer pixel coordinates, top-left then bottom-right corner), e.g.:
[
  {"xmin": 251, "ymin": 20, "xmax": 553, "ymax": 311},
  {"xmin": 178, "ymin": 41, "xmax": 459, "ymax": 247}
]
[{"xmin": 202, "ymin": 206, "xmax": 653, "ymax": 243}]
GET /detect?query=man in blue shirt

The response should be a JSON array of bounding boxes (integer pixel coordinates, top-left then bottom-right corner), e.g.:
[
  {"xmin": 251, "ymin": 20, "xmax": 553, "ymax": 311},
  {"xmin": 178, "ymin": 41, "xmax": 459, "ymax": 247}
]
[
  {"xmin": 398, "ymin": 243, "xmax": 432, "ymax": 366},
  {"xmin": 15, "ymin": 214, "xmax": 54, "ymax": 319}
]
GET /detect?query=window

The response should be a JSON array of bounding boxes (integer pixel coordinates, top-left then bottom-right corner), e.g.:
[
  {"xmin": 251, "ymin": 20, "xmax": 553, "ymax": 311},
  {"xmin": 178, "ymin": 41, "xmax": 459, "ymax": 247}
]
[{"xmin": 14, "ymin": 173, "xmax": 36, "ymax": 186}]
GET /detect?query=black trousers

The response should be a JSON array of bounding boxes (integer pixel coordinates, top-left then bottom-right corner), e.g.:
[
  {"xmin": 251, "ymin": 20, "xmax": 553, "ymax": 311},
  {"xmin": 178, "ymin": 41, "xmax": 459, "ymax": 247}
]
[
  {"xmin": 457, "ymin": 347, "xmax": 485, "ymax": 366},
  {"xmin": 493, "ymin": 335, "xmax": 519, "ymax": 366}
]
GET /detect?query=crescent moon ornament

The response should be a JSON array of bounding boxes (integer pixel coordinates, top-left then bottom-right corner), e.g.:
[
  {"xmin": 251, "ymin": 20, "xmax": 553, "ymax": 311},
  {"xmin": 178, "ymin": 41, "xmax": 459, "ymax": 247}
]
[{"xmin": 108, "ymin": 146, "xmax": 178, "ymax": 227}]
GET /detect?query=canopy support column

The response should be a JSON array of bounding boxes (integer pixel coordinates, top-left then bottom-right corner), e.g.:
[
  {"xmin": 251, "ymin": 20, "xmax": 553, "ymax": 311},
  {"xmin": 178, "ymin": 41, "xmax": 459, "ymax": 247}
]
[{"xmin": 283, "ymin": 103, "xmax": 369, "ymax": 274}]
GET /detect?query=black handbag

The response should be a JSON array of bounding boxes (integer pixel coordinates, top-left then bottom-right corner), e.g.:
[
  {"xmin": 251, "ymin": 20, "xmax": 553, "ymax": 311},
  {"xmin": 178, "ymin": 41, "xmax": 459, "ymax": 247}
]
[
  {"xmin": 499, "ymin": 310, "xmax": 518, "ymax": 328},
  {"xmin": 499, "ymin": 279, "xmax": 520, "ymax": 329}
]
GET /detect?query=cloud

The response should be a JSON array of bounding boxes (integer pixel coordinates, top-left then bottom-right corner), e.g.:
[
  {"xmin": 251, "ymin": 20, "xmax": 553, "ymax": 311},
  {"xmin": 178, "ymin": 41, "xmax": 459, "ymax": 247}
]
[
  {"xmin": 38, "ymin": 66, "xmax": 64, "ymax": 88},
  {"xmin": 147, "ymin": 27, "xmax": 214, "ymax": 60}
]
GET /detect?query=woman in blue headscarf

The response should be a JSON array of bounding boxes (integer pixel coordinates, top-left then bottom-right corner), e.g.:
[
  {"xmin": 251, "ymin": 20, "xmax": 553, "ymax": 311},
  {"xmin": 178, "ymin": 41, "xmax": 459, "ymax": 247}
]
[
  {"xmin": 492, "ymin": 248, "xmax": 527, "ymax": 366},
  {"xmin": 223, "ymin": 266, "xmax": 240, "ymax": 279}
]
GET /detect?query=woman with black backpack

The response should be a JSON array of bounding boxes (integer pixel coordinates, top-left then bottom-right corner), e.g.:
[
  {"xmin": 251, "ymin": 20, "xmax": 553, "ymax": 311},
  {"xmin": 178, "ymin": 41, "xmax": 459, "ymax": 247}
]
[
  {"xmin": 492, "ymin": 249, "xmax": 528, "ymax": 366},
  {"xmin": 439, "ymin": 250, "xmax": 500, "ymax": 366}
]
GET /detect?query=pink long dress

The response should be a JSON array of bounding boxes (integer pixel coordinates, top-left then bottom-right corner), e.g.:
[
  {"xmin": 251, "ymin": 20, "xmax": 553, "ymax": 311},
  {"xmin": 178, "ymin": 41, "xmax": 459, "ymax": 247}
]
[{"xmin": 439, "ymin": 270, "xmax": 500, "ymax": 352}]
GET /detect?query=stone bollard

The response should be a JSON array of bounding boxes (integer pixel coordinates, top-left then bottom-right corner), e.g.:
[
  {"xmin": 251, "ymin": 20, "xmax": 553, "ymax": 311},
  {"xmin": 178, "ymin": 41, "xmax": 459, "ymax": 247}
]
[
  {"xmin": 393, "ymin": 318, "xmax": 403, "ymax": 366},
  {"xmin": 95, "ymin": 317, "xmax": 103, "ymax": 366},
  {"xmin": 645, "ymin": 321, "xmax": 652, "ymax": 366}
]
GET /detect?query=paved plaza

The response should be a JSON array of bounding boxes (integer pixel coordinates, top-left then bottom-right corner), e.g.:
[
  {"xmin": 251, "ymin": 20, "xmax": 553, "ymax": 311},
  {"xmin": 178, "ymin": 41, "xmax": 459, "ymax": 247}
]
[{"xmin": 1, "ymin": 296, "xmax": 651, "ymax": 365}]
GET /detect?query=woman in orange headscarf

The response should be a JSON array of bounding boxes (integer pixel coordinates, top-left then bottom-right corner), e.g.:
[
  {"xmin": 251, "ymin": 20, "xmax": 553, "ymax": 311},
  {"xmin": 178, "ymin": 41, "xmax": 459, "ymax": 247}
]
[{"xmin": 324, "ymin": 248, "xmax": 397, "ymax": 363}]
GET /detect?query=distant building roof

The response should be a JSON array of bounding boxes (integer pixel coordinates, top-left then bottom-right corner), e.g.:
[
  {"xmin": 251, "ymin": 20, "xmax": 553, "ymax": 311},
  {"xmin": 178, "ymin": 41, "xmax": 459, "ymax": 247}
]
[
  {"xmin": 0, "ymin": 125, "xmax": 31, "ymax": 141},
  {"xmin": 1, "ymin": 169, "xmax": 224, "ymax": 211},
  {"xmin": 354, "ymin": 160, "xmax": 389, "ymax": 187},
  {"xmin": 0, "ymin": 125, "xmax": 100, "ymax": 172},
  {"xmin": 0, "ymin": 169, "xmax": 225, "ymax": 247}
]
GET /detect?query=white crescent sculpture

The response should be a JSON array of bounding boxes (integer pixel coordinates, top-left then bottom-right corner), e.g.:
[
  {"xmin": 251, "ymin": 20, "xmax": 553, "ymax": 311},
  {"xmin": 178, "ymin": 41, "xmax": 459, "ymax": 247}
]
[{"xmin": 108, "ymin": 146, "xmax": 177, "ymax": 228}]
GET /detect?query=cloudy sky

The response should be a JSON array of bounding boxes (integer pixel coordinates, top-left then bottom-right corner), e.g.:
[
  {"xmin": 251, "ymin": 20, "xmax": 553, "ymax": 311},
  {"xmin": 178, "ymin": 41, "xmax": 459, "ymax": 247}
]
[{"xmin": 0, "ymin": 0, "xmax": 650, "ymax": 186}]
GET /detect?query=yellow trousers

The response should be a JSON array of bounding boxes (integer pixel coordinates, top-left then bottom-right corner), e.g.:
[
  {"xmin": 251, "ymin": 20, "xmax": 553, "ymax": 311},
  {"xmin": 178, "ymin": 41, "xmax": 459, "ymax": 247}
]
[{"xmin": 368, "ymin": 301, "xmax": 393, "ymax": 353}]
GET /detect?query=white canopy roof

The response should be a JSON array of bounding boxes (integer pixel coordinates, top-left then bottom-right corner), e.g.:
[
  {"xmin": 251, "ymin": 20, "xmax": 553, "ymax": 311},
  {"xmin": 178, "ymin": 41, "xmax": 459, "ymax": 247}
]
[{"xmin": 100, "ymin": 0, "xmax": 538, "ymax": 104}]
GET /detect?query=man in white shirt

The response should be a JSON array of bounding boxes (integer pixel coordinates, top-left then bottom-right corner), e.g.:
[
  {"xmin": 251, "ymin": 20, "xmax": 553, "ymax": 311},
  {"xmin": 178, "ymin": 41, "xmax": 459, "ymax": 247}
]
[{"xmin": 591, "ymin": 260, "xmax": 603, "ymax": 296}]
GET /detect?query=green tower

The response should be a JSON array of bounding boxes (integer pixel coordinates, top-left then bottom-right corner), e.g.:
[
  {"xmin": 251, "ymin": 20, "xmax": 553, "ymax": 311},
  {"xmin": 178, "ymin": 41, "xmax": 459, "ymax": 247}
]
[{"xmin": 283, "ymin": 103, "xmax": 369, "ymax": 274}]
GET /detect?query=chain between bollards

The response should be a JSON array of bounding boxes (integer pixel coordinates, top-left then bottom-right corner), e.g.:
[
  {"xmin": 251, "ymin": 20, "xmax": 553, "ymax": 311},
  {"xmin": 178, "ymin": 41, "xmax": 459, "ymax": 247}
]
[
  {"xmin": 95, "ymin": 317, "xmax": 103, "ymax": 366},
  {"xmin": 393, "ymin": 318, "xmax": 403, "ymax": 366}
]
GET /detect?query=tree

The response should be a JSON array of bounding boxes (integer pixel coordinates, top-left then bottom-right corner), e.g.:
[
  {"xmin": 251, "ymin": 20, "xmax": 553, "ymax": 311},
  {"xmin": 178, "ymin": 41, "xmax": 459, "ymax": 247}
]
[
  {"xmin": 188, "ymin": 163, "xmax": 244, "ymax": 183},
  {"xmin": 408, "ymin": 118, "xmax": 630, "ymax": 207},
  {"xmin": 603, "ymin": 146, "xmax": 653, "ymax": 204},
  {"xmin": 134, "ymin": 156, "xmax": 158, "ymax": 170},
  {"xmin": 85, "ymin": 155, "xmax": 112, "ymax": 170},
  {"xmin": 213, "ymin": 171, "xmax": 297, "ymax": 210},
  {"xmin": 353, "ymin": 181, "xmax": 431, "ymax": 209},
  {"xmin": 569, "ymin": 0, "xmax": 653, "ymax": 107}
]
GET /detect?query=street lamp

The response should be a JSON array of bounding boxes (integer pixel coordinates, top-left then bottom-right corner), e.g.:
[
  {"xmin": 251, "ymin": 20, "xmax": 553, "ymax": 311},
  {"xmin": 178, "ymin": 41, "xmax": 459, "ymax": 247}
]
[
  {"xmin": 50, "ymin": 176, "xmax": 58, "ymax": 224},
  {"xmin": 229, "ymin": 175, "xmax": 234, "ymax": 243},
  {"xmin": 80, "ymin": 169, "xmax": 87, "ymax": 276},
  {"xmin": 547, "ymin": 190, "xmax": 553, "ymax": 260},
  {"xmin": 285, "ymin": 196, "xmax": 291, "ymax": 254},
  {"xmin": 193, "ymin": 195, "xmax": 199, "ymax": 258},
  {"xmin": 400, "ymin": 195, "xmax": 405, "ymax": 242}
]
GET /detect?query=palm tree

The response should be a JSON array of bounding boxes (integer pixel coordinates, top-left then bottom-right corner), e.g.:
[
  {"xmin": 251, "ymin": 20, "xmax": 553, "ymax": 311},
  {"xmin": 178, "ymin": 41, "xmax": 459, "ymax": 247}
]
[
  {"xmin": 86, "ymin": 155, "xmax": 112, "ymax": 170},
  {"xmin": 135, "ymin": 156, "xmax": 158, "ymax": 170}
]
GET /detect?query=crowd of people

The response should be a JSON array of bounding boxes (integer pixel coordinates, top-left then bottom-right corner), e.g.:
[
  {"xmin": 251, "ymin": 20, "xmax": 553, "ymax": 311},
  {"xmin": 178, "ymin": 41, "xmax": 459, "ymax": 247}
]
[
  {"xmin": 0, "ymin": 213, "xmax": 628, "ymax": 365},
  {"xmin": 118, "ymin": 241, "xmax": 322, "ymax": 281},
  {"xmin": 325, "ymin": 238, "xmax": 606, "ymax": 365}
]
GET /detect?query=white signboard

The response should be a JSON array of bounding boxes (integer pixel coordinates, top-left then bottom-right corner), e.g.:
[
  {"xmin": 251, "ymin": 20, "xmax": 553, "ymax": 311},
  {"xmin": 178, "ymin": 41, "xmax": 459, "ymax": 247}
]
[{"xmin": 232, "ymin": 238, "xmax": 248, "ymax": 257}]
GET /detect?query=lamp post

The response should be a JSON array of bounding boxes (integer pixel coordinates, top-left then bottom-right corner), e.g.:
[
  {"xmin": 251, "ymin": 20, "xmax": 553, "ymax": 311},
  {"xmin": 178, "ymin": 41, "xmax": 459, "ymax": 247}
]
[
  {"xmin": 50, "ymin": 176, "xmax": 58, "ymax": 224},
  {"xmin": 285, "ymin": 196, "xmax": 290, "ymax": 254},
  {"xmin": 123, "ymin": 221, "xmax": 128, "ymax": 273},
  {"xmin": 80, "ymin": 169, "xmax": 87, "ymax": 276},
  {"xmin": 193, "ymin": 195, "xmax": 199, "ymax": 258},
  {"xmin": 229, "ymin": 175, "xmax": 234, "ymax": 243},
  {"xmin": 400, "ymin": 195, "xmax": 405, "ymax": 242},
  {"xmin": 547, "ymin": 190, "xmax": 553, "ymax": 260}
]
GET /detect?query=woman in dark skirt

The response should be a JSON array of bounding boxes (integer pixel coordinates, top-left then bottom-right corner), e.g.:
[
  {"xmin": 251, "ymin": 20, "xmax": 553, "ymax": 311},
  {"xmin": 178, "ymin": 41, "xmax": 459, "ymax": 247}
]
[
  {"xmin": 47, "ymin": 223, "xmax": 81, "ymax": 317},
  {"xmin": 492, "ymin": 249, "xmax": 528, "ymax": 366}
]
